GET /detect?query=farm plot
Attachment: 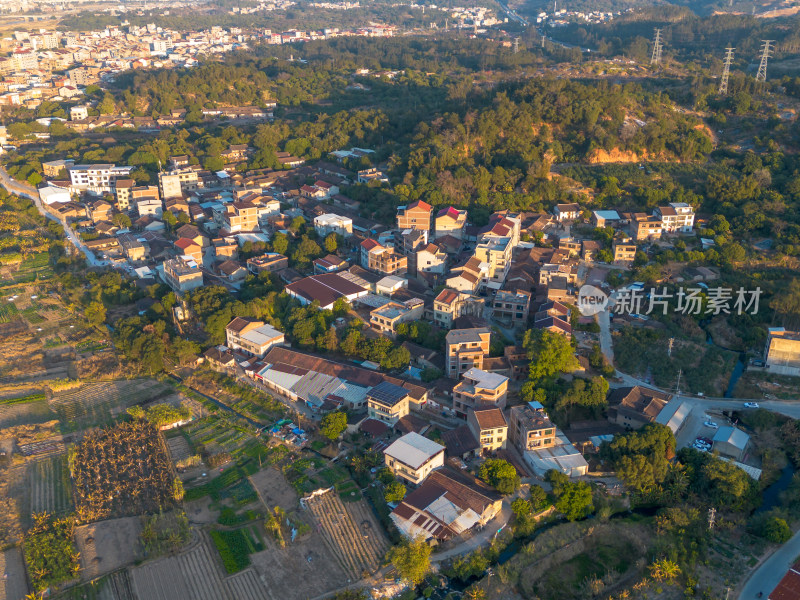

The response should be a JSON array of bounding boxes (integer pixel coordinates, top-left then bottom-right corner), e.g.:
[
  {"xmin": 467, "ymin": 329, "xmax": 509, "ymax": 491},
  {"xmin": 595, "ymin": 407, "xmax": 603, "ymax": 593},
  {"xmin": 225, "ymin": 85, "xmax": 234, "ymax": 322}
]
[
  {"xmin": 29, "ymin": 453, "xmax": 73, "ymax": 516},
  {"xmin": 305, "ymin": 489, "xmax": 390, "ymax": 579},
  {"xmin": 75, "ymin": 517, "xmax": 143, "ymax": 581},
  {"xmin": 130, "ymin": 532, "xmax": 269, "ymax": 600},
  {"xmin": 0, "ymin": 546, "xmax": 29, "ymax": 600},
  {"xmin": 72, "ymin": 421, "xmax": 178, "ymax": 522},
  {"xmin": 0, "ymin": 393, "xmax": 55, "ymax": 428},
  {"xmin": 51, "ymin": 379, "xmax": 174, "ymax": 433}
]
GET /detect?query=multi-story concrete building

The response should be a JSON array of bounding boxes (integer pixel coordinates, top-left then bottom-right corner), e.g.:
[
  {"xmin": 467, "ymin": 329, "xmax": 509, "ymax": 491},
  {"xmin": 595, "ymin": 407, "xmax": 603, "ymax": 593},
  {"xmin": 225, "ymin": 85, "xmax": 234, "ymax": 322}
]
[
  {"xmin": 247, "ymin": 253, "xmax": 289, "ymax": 274},
  {"xmin": 367, "ymin": 381, "xmax": 412, "ymax": 425},
  {"xmin": 218, "ymin": 200, "xmax": 259, "ymax": 233},
  {"xmin": 370, "ymin": 299, "xmax": 425, "ymax": 337},
  {"xmin": 159, "ymin": 169, "xmax": 200, "ymax": 199},
  {"xmin": 467, "ymin": 407, "xmax": 508, "ymax": 453},
  {"xmin": 383, "ymin": 432, "xmax": 445, "ymax": 485},
  {"xmin": 432, "ymin": 288, "xmax": 482, "ymax": 329},
  {"xmin": 68, "ymin": 164, "xmax": 134, "ymax": 194},
  {"xmin": 509, "ymin": 404, "xmax": 556, "ymax": 453},
  {"xmin": 765, "ymin": 328, "xmax": 800, "ymax": 377},
  {"xmin": 434, "ymin": 206, "xmax": 468, "ymax": 240},
  {"xmin": 163, "ymin": 257, "xmax": 204, "ymax": 293},
  {"xmin": 613, "ymin": 240, "xmax": 637, "ymax": 265},
  {"xmin": 396, "ymin": 199, "xmax": 432, "ymax": 232},
  {"xmin": 474, "ymin": 236, "xmax": 512, "ymax": 288},
  {"xmin": 360, "ymin": 239, "xmax": 407, "ymax": 275},
  {"xmin": 314, "ymin": 213, "xmax": 353, "ymax": 238},
  {"xmin": 225, "ymin": 317, "xmax": 285, "ymax": 357},
  {"xmin": 453, "ymin": 368, "xmax": 509, "ymax": 419},
  {"xmin": 655, "ymin": 202, "xmax": 695, "ymax": 233},
  {"xmin": 492, "ymin": 289, "xmax": 531, "ymax": 327},
  {"xmin": 445, "ymin": 327, "xmax": 491, "ymax": 378}
]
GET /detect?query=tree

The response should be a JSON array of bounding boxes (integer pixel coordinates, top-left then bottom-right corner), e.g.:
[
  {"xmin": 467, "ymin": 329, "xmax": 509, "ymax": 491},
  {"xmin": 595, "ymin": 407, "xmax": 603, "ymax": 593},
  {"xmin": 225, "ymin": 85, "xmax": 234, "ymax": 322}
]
[
  {"xmin": 554, "ymin": 481, "xmax": 594, "ymax": 521},
  {"xmin": 529, "ymin": 484, "xmax": 548, "ymax": 510},
  {"xmin": 522, "ymin": 329, "xmax": 578, "ymax": 384},
  {"xmin": 388, "ymin": 536, "xmax": 432, "ymax": 585},
  {"xmin": 478, "ymin": 459, "xmax": 520, "ymax": 495},
  {"xmin": 324, "ymin": 232, "xmax": 338, "ymax": 253},
  {"xmin": 320, "ymin": 411, "xmax": 347, "ymax": 440},
  {"xmin": 113, "ymin": 212, "xmax": 132, "ymax": 228},
  {"xmin": 384, "ymin": 481, "xmax": 407, "ymax": 503},
  {"xmin": 85, "ymin": 301, "xmax": 107, "ymax": 327},
  {"xmin": 511, "ymin": 498, "xmax": 532, "ymax": 518},
  {"xmin": 762, "ymin": 516, "xmax": 792, "ymax": 543},
  {"xmin": 272, "ymin": 233, "xmax": 289, "ymax": 255}
]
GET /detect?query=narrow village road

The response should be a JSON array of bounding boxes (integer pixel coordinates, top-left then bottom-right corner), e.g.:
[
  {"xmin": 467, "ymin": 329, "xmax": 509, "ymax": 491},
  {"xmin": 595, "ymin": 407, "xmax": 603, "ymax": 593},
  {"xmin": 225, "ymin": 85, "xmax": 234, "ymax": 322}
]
[
  {"xmin": 738, "ymin": 527, "xmax": 800, "ymax": 599},
  {"xmin": 0, "ymin": 165, "xmax": 107, "ymax": 267}
]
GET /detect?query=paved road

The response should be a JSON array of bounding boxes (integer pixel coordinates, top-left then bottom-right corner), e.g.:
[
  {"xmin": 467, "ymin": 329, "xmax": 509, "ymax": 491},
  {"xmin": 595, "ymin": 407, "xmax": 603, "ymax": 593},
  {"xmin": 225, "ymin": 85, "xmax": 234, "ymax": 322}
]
[
  {"xmin": 738, "ymin": 527, "xmax": 800, "ymax": 599},
  {"xmin": 0, "ymin": 165, "xmax": 108, "ymax": 267},
  {"xmin": 598, "ymin": 310, "xmax": 614, "ymax": 362}
]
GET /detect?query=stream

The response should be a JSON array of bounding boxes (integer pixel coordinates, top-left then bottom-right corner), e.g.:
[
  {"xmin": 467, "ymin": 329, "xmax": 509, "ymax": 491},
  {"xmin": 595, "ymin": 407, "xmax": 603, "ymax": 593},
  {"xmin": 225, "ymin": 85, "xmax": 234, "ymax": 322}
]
[{"xmin": 700, "ymin": 322, "xmax": 746, "ymax": 398}]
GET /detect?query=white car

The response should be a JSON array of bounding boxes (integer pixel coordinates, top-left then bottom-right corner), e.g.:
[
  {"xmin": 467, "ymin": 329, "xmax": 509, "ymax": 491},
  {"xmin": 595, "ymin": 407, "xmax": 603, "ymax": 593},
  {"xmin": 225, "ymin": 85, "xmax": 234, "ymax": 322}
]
[
  {"xmin": 743, "ymin": 402, "xmax": 760, "ymax": 408},
  {"xmin": 703, "ymin": 421, "xmax": 719, "ymax": 429}
]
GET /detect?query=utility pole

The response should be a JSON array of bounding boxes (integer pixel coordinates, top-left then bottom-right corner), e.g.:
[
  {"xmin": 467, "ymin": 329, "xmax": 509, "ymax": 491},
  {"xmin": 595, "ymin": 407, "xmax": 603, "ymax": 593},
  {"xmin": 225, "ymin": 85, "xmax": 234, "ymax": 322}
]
[
  {"xmin": 650, "ymin": 28, "xmax": 663, "ymax": 66},
  {"xmin": 667, "ymin": 337, "xmax": 674, "ymax": 357},
  {"xmin": 756, "ymin": 40, "xmax": 774, "ymax": 83},
  {"xmin": 719, "ymin": 47, "xmax": 734, "ymax": 95},
  {"xmin": 675, "ymin": 368, "xmax": 682, "ymax": 395},
  {"xmin": 541, "ymin": 35, "xmax": 545, "ymax": 50},
  {"xmin": 513, "ymin": 37, "xmax": 520, "ymax": 54},
  {"xmin": 708, "ymin": 507, "xmax": 716, "ymax": 530}
]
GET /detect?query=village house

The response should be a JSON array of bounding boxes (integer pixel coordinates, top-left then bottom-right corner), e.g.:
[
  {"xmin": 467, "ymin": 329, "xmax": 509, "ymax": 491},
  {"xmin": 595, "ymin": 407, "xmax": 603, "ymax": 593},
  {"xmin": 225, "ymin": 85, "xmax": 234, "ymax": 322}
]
[
  {"xmin": 383, "ymin": 431, "xmax": 445, "ymax": 485},
  {"xmin": 433, "ymin": 288, "xmax": 483, "ymax": 329},
  {"xmin": 765, "ymin": 327, "xmax": 800, "ymax": 377},
  {"xmin": 370, "ymin": 299, "xmax": 425, "ymax": 337},
  {"xmin": 247, "ymin": 252, "xmax": 289, "ymax": 274},
  {"xmin": 434, "ymin": 207, "xmax": 468, "ymax": 240},
  {"xmin": 492, "ymin": 289, "xmax": 531, "ymax": 327},
  {"xmin": 655, "ymin": 202, "xmax": 695, "ymax": 233},
  {"xmin": 163, "ymin": 256, "xmax": 203, "ymax": 293},
  {"xmin": 225, "ymin": 317, "xmax": 285, "ymax": 358},
  {"xmin": 368, "ymin": 381, "xmax": 413, "ymax": 425},
  {"xmin": 446, "ymin": 327, "xmax": 492, "ymax": 378},
  {"xmin": 360, "ymin": 239, "xmax": 407, "ymax": 275},
  {"xmin": 607, "ymin": 386, "xmax": 673, "ymax": 430},
  {"xmin": 396, "ymin": 199, "xmax": 432, "ymax": 232},
  {"xmin": 509, "ymin": 403, "xmax": 556, "ymax": 453},
  {"xmin": 390, "ymin": 469, "xmax": 502, "ymax": 541},
  {"xmin": 467, "ymin": 407, "xmax": 508, "ymax": 453},
  {"xmin": 453, "ymin": 368, "xmax": 509, "ymax": 418},
  {"xmin": 553, "ymin": 203, "xmax": 581, "ymax": 221}
]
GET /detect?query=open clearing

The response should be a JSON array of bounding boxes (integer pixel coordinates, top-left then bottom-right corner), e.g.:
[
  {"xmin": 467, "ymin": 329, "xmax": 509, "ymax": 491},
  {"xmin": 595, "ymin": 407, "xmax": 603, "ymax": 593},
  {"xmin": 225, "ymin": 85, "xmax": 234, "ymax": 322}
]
[
  {"xmin": 130, "ymin": 532, "xmax": 268, "ymax": 600},
  {"xmin": 75, "ymin": 517, "xmax": 143, "ymax": 581},
  {"xmin": 305, "ymin": 489, "xmax": 390, "ymax": 580}
]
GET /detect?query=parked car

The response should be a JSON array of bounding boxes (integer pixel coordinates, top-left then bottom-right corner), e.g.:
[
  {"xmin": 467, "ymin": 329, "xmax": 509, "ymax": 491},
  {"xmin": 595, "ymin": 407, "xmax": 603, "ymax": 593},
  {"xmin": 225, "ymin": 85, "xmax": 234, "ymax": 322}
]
[
  {"xmin": 744, "ymin": 402, "xmax": 760, "ymax": 408},
  {"xmin": 703, "ymin": 421, "xmax": 719, "ymax": 429}
]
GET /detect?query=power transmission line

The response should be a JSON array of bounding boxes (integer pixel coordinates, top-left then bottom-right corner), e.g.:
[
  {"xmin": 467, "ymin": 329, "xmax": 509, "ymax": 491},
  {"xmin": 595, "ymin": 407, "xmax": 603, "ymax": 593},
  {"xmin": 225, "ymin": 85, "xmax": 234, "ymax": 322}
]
[
  {"xmin": 719, "ymin": 47, "xmax": 734, "ymax": 95},
  {"xmin": 756, "ymin": 40, "xmax": 774, "ymax": 83},
  {"xmin": 513, "ymin": 37, "xmax": 520, "ymax": 54},
  {"xmin": 650, "ymin": 28, "xmax": 663, "ymax": 66}
]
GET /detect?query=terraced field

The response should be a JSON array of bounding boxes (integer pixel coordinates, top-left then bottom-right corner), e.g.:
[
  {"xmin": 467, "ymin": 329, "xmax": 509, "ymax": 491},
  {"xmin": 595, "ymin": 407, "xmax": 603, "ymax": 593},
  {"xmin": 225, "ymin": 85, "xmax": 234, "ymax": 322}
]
[
  {"xmin": 130, "ymin": 533, "xmax": 268, "ymax": 600},
  {"xmin": 50, "ymin": 379, "xmax": 175, "ymax": 432},
  {"xmin": 305, "ymin": 490, "xmax": 389, "ymax": 579},
  {"xmin": 29, "ymin": 453, "xmax": 73, "ymax": 516}
]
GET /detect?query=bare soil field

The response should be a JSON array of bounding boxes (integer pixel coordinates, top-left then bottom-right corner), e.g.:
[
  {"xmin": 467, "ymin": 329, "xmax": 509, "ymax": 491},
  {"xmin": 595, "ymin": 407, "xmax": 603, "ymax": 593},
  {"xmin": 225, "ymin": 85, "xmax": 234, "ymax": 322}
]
[
  {"xmin": 249, "ymin": 466, "xmax": 302, "ymax": 510},
  {"xmin": 249, "ymin": 531, "xmax": 349, "ymax": 600},
  {"xmin": 305, "ymin": 490, "xmax": 390, "ymax": 580},
  {"xmin": 75, "ymin": 517, "xmax": 144, "ymax": 581},
  {"xmin": 130, "ymin": 532, "xmax": 268, "ymax": 600},
  {"xmin": 0, "ymin": 546, "xmax": 28, "ymax": 600}
]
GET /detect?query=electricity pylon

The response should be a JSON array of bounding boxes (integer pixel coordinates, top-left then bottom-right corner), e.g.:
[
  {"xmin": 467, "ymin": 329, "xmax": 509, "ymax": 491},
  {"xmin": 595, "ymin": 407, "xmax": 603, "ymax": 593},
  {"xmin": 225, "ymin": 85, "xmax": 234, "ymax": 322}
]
[
  {"xmin": 719, "ymin": 47, "xmax": 734, "ymax": 94},
  {"xmin": 650, "ymin": 28, "xmax": 663, "ymax": 66},
  {"xmin": 756, "ymin": 40, "xmax": 773, "ymax": 83}
]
